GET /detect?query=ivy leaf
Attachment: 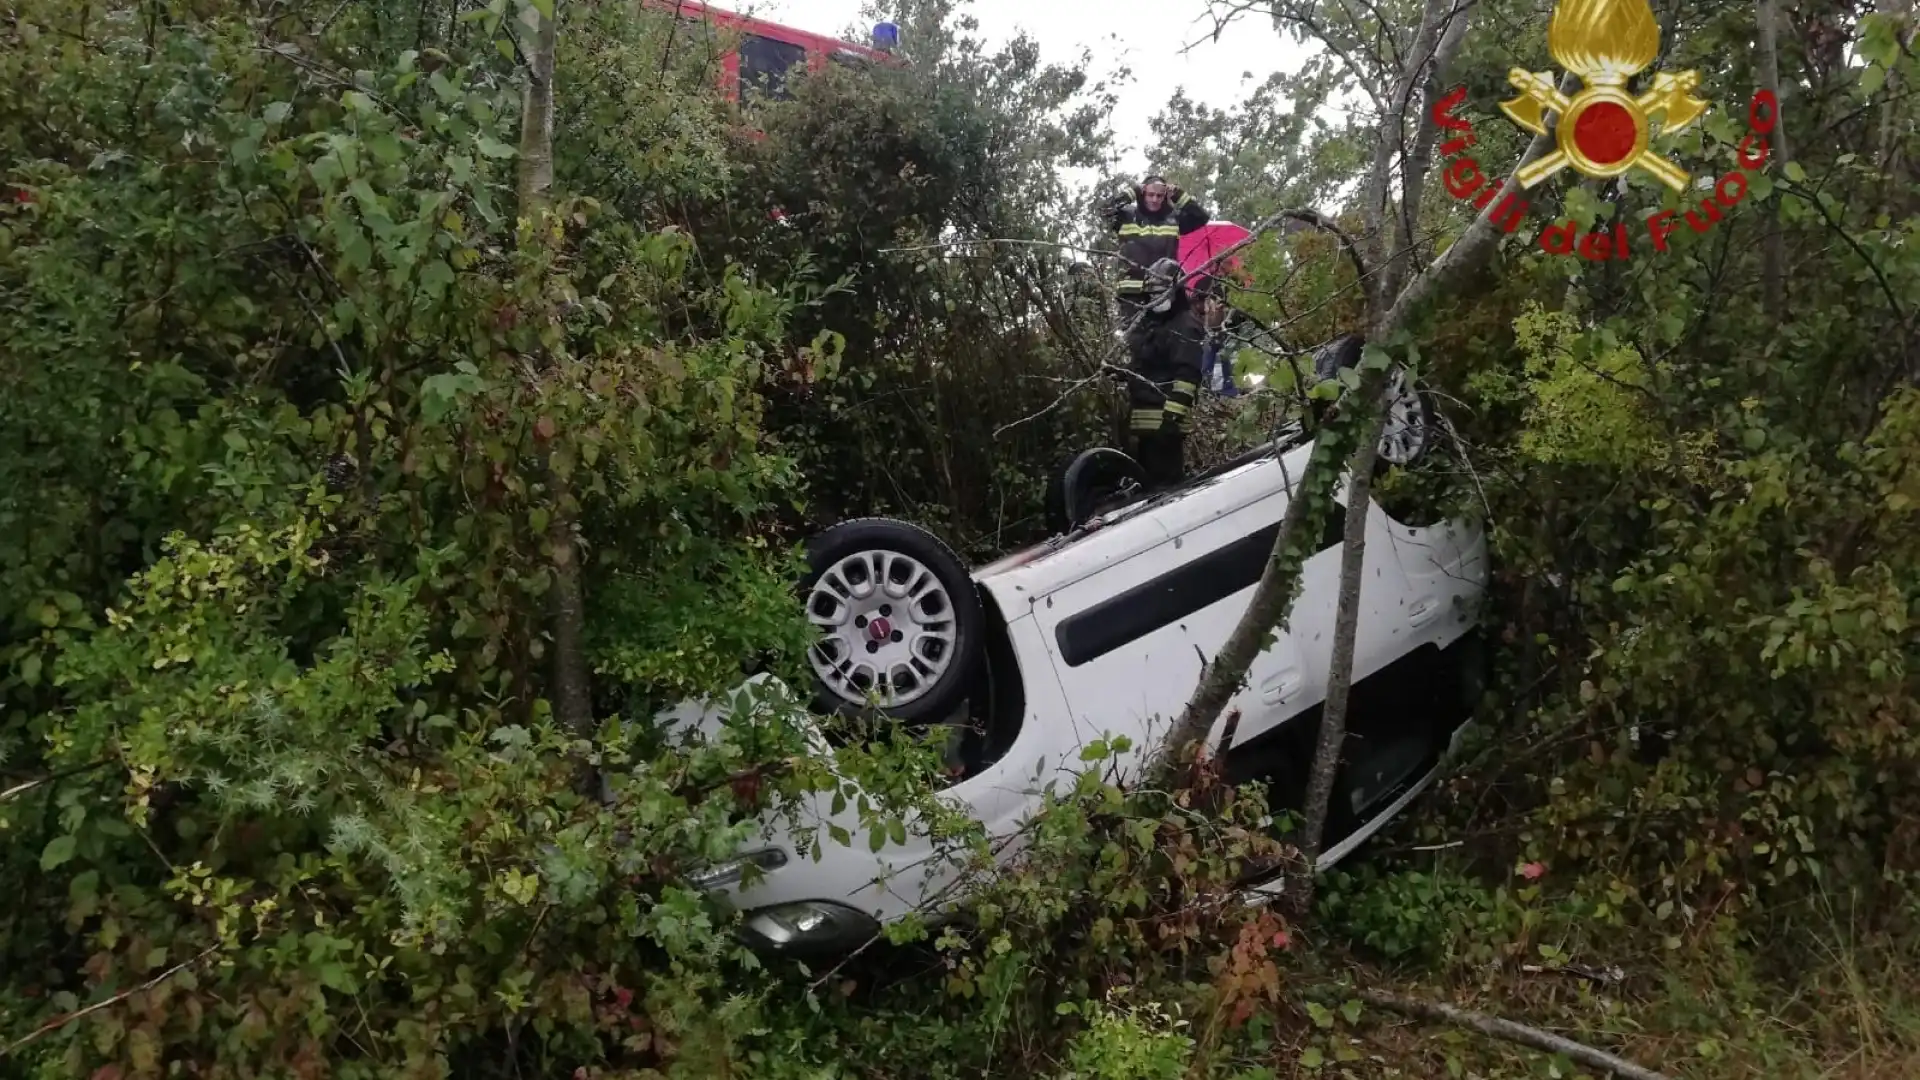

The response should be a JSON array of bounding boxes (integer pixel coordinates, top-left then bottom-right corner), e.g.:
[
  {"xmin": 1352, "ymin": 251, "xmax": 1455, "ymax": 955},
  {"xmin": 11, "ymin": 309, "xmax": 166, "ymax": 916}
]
[
  {"xmin": 41, "ymin": 834, "xmax": 77, "ymax": 871},
  {"xmin": 476, "ymin": 134, "xmax": 518, "ymax": 160}
]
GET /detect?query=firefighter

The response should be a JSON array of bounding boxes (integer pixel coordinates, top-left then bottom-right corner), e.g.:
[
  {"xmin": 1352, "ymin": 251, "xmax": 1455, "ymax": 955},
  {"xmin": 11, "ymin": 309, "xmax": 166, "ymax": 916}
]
[{"xmin": 1098, "ymin": 175, "xmax": 1212, "ymax": 490}]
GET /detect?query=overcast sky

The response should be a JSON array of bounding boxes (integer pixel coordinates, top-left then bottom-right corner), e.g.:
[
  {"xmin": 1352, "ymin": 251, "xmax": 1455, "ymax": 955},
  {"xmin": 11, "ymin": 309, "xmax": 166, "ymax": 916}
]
[{"xmin": 710, "ymin": 0, "xmax": 1316, "ymax": 187}]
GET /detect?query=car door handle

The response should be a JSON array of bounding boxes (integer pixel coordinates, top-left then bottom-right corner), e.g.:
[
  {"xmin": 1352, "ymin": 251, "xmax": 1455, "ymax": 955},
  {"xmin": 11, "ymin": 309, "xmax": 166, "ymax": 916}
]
[
  {"xmin": 1261, "ymin": 671, "xmax": 1302, "ymax": 704},
  {"xmin": 1408, "ymin": 597, "xmax": 1438, "ymax": 627}
]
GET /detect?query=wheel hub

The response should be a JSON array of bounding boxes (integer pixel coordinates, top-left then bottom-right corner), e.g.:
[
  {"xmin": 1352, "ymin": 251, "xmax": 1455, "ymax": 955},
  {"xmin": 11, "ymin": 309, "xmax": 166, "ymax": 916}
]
[
  {"xmin": 805, "ymin": 549, "xmax": 959, "ymax": 709},
  {"xmin": 1376, "ymin": 367, "xmax": 1431, "ymax": 466}
]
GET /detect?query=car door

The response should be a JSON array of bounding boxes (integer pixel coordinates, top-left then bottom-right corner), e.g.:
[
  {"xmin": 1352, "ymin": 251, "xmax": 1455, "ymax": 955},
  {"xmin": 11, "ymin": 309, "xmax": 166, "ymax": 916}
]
[
  {"xmin": 1142, "ymin": 466, "xmax": 1342, "ymax": 753},
  {"xmin": 1030, "ymin": 454, "xmax": 1327, "ymax": 775}
]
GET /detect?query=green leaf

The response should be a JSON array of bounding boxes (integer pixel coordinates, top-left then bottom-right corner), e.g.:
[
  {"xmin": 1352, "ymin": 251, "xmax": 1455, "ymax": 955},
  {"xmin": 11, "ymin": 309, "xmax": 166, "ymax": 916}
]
[
  {"xmin": 419, "ymin": 258, "xmax": 455, "ymax": 300},
  {"xmin": 263, "ymin": 101, "xmax": 292, "ymax": 124},
  {"xmin": 1783, "ymin": 161, "xmax": 1807, "ymax": 185},
  {"xmin": 888, "ymin": 817, "xmax": 907, "ymax": 846},
  {"xmin": 867, "ymin": 826, "xmax": 886, "ymax": 853},
  {"xmin": 19, "ymin": 653, "xmax": 42, "ymax": 686},
  {"xmin": 366, "ymin": 132, "xmax": 405, "ymax": 165},
  {"xmin": 1859, "ymin": 64, "xmax": 1888, "ymax": 99},
  {"xmin": 41, "ymin": 834, "xmax": 77, "ymax": 871},
  {"xmin": 527, "ymin": 0, "xmax": 555, "ymax": 18},
  {"xmin": 1299, "ymin": 1046, "xmax": 1325, "ymax": 1069},
  {"xmin": 476, "ymin": 134, "xmax": 518, "ymax": 160}
]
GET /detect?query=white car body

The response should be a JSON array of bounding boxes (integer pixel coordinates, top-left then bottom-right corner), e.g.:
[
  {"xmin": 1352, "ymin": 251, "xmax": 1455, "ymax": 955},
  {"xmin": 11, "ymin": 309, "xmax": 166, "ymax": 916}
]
[{"xmin": 661, "ymin": 438, "xmax": 1488, "ymax": 951}]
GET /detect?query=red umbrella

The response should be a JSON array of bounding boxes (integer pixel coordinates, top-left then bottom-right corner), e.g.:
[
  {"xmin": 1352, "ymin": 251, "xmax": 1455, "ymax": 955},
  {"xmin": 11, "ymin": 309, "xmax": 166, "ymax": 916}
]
[{"xmin": 1179, "ymin": 221, "xmax": 1253, "ymax": 286}]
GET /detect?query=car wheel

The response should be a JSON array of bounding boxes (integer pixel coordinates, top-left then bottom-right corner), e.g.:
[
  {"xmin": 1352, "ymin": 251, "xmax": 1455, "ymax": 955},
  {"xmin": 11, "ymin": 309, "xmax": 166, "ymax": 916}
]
[
  {"xmin": 800, "ymin": 517, "xmax": 986, "ymax": 727},
  {"xmin": 1307, "ymin": 334, "xmax": 1435, "ymax": 471},
  {"xmin": 1374, "ymin": 364, "xmax": 1434, "ymax": 468},
  {"xmin": 1045, "ymin": 448, "xmax": 1149, "ymax": 535}
]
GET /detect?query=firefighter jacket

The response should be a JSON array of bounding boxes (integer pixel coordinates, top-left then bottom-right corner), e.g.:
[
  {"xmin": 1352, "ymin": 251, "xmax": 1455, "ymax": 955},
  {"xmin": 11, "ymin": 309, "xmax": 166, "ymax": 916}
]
[{"xmin": 1102, "ymin": 190, "xmax": 1212, "ymax": 297}]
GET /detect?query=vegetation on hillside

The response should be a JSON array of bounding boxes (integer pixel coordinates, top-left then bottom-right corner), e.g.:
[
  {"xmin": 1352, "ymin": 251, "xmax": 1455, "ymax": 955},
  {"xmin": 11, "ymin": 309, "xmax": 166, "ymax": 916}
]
[{"xmin": 2, "ymin": 0, "xmax": 1917, "ymax": 1077}]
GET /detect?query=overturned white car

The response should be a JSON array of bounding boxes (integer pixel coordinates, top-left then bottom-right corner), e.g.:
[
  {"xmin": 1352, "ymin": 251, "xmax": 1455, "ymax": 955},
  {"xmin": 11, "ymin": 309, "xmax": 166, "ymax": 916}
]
[{"xmin": 662, "ymin": 351, "xmax": 1488, "ymax": 954}]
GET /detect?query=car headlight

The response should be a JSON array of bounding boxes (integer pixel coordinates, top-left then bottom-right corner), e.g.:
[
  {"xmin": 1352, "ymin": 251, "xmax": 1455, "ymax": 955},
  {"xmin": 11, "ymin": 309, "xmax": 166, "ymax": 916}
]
[
  {"xmin": 739, "ymin": 901, "xmax": 880, "ymax": 954},
  {"xmin": 684, "ymin": 847, "xmax": 789, "ymax": 892}
]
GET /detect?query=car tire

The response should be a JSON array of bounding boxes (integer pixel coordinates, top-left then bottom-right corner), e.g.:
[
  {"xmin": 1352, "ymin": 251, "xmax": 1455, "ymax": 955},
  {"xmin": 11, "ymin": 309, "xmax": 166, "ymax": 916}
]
[
  {"xmin": 800, "ymin": 517, "xmax": 986, "ymax": 727},
  {"xmin": 1045, "ymin": 448, "xmax": 1149, "ymax": 535},
  {"xmin": 1307, "ymin": 334, "xmax": 1436, "ymax": 472}
]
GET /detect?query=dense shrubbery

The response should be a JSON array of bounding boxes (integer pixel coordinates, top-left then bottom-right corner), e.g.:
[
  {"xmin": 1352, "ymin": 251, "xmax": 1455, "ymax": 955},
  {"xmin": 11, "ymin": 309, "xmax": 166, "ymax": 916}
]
[{"xmin": 5, "ymin": 0, "xmax": 1920, "ymax": 1077}]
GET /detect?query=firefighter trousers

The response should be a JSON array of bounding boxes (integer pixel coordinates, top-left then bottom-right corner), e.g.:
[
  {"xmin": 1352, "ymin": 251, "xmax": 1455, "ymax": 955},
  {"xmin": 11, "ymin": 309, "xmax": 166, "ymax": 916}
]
[{"xmin": 1116, "ymin": 293, "xmax": 1203, "ymax": 490}]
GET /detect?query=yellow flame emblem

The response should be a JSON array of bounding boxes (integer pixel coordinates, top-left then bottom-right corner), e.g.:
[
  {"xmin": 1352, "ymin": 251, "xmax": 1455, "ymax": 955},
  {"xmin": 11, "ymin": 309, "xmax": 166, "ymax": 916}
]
[{"xmin": 1499, "ymin": 0, "xmax": 1710, "ymax": 192}]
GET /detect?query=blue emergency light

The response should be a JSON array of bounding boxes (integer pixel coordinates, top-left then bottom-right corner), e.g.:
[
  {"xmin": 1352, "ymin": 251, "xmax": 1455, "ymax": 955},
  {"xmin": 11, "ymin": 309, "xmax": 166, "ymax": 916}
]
[{"xmin": 872, "ymin": 22, "xmax": 898, "ymax": 50}]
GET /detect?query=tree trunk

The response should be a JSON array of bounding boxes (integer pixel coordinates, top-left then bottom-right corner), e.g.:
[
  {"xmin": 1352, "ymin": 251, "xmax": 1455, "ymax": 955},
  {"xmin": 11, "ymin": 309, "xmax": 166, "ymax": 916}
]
[
  {"xmin": 1756, "ymin": 0, "xmax": 1791, "ymax": 316},
  {"xmin": 1156, "ymin": 67, "xmax": 1575, "ymax": 791},
  {"xmin": 514, "ymin": 0, "xmax": 594, "ymax": 739},
  {"xmin": 1394, "ymin": 3, "xmax": 1474, "ymax": 292},
  {"xmin": 1286, "ymin": 391, "xmax": 1389, "ymax": 912},
  {"xmin": 1874, "ymin": 0, "xmax": 1914, "ymax": 173},
  {"xmin": 516, "ymin": 3, "xmax": 557, "ymax": 212}
]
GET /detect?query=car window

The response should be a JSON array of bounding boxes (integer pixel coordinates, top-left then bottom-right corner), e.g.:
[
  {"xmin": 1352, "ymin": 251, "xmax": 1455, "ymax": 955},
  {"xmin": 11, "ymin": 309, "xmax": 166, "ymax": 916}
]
[{"xmin": 739, "ymin": 33, "xmax": 807, "ymax": 101}]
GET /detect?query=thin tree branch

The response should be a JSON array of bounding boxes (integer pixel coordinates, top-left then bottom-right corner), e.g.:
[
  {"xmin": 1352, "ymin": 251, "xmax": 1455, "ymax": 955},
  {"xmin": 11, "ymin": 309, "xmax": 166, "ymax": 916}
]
[
  {"xmin": 1, "ymin": 946, "xmax": 222, "ymax": 1059},
  {"xmin": 1356, "ymin": 988, "xmax": 1676, "ymax": 1080},
  {"xmin": 1379, "ymin": 69, "xmax": 1578, "ymax": 334}
]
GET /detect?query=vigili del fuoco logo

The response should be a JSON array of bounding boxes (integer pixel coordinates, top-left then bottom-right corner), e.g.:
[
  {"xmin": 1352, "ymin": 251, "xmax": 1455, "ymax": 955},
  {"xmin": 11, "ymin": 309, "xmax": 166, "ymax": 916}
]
[{"xmin": 1429, "ymin": 0, "xmax": 1779, "ymax": 261}]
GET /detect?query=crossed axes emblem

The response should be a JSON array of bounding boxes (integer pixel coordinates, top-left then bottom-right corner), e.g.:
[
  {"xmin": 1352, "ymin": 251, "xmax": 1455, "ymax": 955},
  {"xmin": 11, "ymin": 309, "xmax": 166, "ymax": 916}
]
[{"xmin": 1498, "ymin": 0, "xmax": 1712, "ymax": 193}]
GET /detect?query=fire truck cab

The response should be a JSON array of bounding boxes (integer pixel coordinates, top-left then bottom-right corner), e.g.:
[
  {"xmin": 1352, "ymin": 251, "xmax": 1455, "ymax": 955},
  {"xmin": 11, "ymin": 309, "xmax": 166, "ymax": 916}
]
[{"xmin": 642, "ymin": 0, "xmax": 901, "ymax": 104}]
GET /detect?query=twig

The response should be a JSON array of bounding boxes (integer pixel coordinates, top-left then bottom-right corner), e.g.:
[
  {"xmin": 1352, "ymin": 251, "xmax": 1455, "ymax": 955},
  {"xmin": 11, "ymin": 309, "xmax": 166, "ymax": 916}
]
[
  {"xmin": 877, "ymin": 237, "xmax": 1119, "ymax": 260},
  {"xmin": 1, "ymin": 759, "xmax": 111, "ymax": 803},
  {"xmin": 991, "ymin": 362, "xmax": 1157, "ymax": 438},
  {"xmin": 1356, "ymin": 987, "xmax": 1674, "ymax": 1080},
  {"xmin": 1, "ymin": 945, "xmax": 222, "ymax": 1058}
]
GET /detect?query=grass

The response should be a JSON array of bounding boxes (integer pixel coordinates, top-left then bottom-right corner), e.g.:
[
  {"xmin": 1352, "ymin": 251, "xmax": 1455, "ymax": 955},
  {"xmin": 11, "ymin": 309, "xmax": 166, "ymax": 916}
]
[{"xmin": 1292, "ymin": 913, "xmax": 1920, "ymax": 1079}]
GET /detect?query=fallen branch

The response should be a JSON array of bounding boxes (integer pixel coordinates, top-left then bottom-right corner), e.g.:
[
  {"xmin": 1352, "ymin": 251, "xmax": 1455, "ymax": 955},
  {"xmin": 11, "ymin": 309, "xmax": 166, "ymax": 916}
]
[
  {"xmin": 1, "ymin": 945, "xmax": 222, "ymax": 1059},
  {"xmin": 1356, "ymin": 987, "xmax": 1674, "ymax": 1080},
  {"xmin": 0, "ymin": 759, "xmax": 112, "ymax": 803}
]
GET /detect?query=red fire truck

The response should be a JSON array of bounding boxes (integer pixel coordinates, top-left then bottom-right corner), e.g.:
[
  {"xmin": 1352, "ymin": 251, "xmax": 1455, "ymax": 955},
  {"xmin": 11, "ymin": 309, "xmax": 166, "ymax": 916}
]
[{"xmin": 642, "ymin": 0, "xmax": 900, "ymax": 104}]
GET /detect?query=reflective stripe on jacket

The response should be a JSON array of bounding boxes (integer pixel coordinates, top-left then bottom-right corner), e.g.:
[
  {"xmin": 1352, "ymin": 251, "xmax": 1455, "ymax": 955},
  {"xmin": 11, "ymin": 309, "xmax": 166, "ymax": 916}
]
[{"xmin": 1105, "ymin": 194, "xmax": 1211, "ymax": 291}]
